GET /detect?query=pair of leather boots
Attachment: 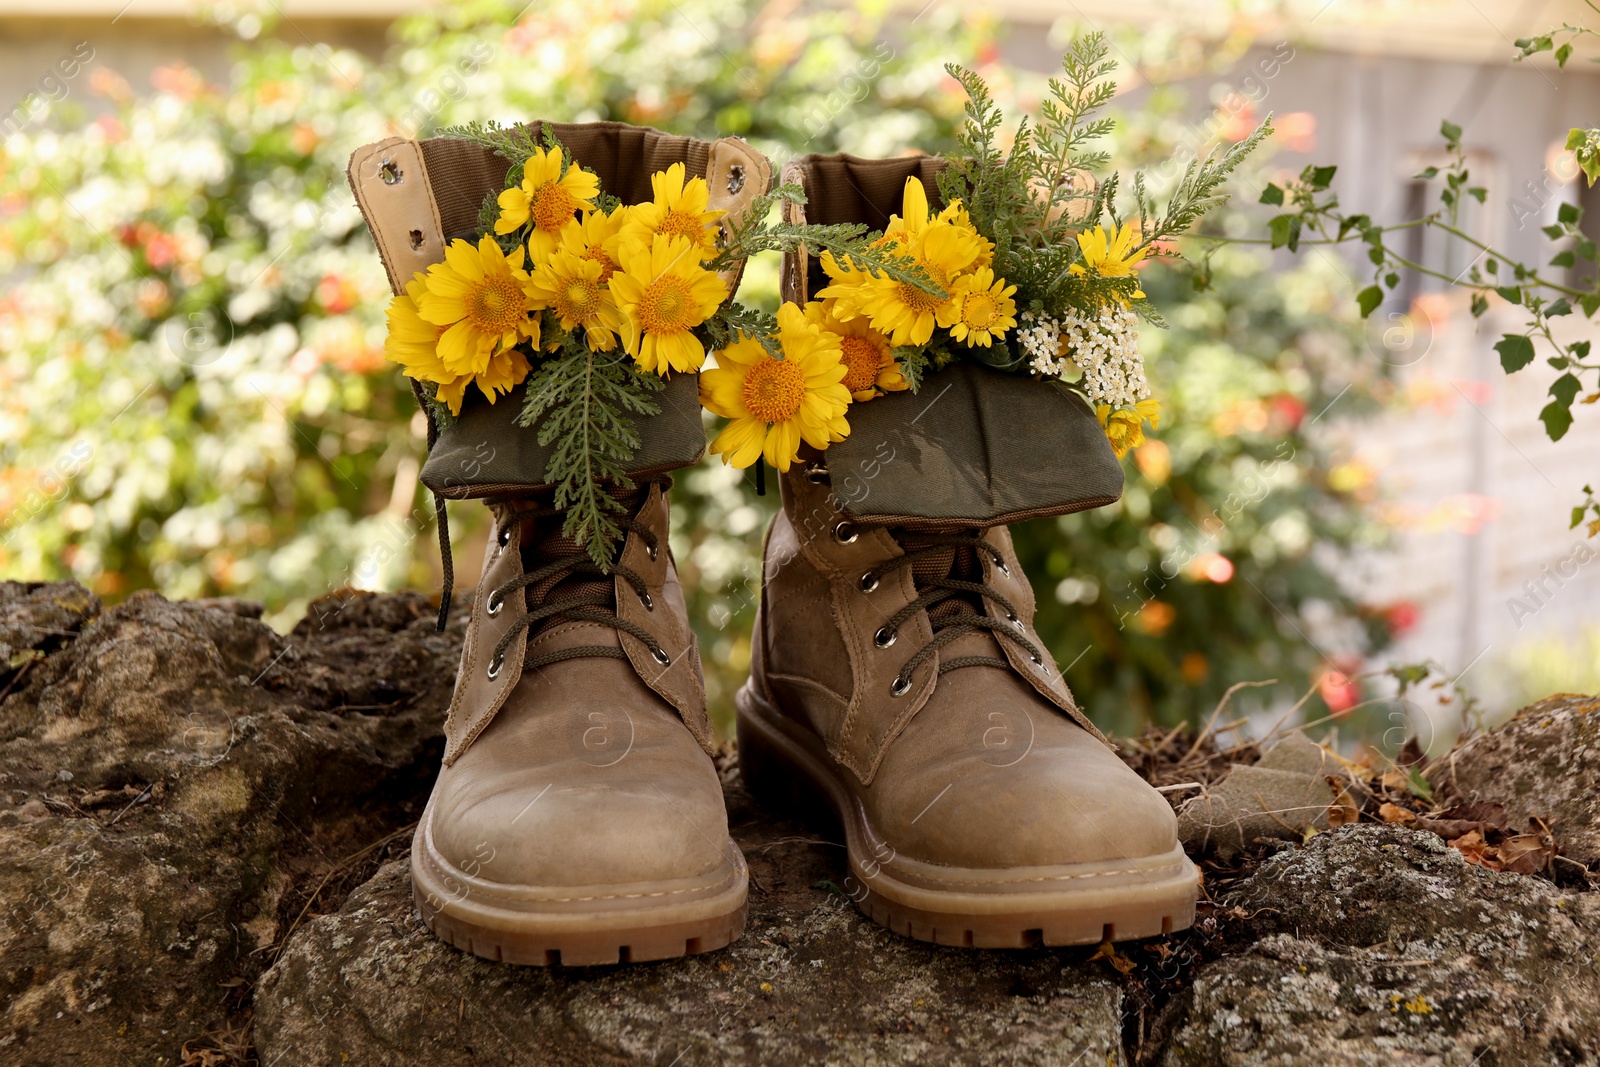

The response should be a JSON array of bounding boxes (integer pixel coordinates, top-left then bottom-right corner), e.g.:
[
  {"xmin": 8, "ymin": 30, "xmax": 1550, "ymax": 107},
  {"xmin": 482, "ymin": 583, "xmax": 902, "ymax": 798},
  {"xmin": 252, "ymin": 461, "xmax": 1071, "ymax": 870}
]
[{"xmin": 349, "ymin": 123, "xmax": 1197, "ymax": 966}]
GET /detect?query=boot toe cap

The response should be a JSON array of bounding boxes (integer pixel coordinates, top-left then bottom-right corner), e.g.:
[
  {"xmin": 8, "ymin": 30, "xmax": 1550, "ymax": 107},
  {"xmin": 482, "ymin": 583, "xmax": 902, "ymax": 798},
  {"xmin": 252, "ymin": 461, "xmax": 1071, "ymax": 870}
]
[{"xmin": 428, "ymin": 762, "xmax": 733, "ymax": 890}]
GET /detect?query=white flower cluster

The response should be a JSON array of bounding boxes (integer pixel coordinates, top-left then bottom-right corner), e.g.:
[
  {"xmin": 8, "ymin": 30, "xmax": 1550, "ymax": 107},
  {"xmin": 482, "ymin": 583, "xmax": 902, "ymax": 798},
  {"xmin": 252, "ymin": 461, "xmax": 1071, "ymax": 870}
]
[{"xmin": 1021, "ymin": 307, "xmax": 1148, "ymax": 411}]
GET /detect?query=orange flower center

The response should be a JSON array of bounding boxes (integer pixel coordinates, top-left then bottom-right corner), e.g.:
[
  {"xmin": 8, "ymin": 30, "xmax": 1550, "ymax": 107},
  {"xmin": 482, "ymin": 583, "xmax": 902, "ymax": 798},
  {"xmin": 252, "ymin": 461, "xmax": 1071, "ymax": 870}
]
[
  {"xmin": 531, "ymin": 182, "xmax": 579, "ymax": 232},
  {"xmin": 960, "ymin": 291, "xmax": 1000, "ymax": 331},
  {"xmin": 741, "ymin": 356, "xmax": 807, "ymax": 424},
  {"xmin": 637, "ymin": 273, "xmax": 696, "ymax": 333},
  {"xmin": 838, "ymin": 336, "xmax": 881, "ymax": 392},
  {"xmin": 584, "ymin": 243, "xmax": 618, "ymax": 283},
  {"xmin": 557, "ymin": 277, "xmax": 602, "ymax": 323},
  {"xmin": 466, "ymin": 274, "xmax": 528, "ymax": 336},
  {"xmin": 658, "ymin": 209, "xmax": 711, "ymax": 245},
  {"xmin": 896, "ymin": 262, "xmax": 949, "ymax": 315}
]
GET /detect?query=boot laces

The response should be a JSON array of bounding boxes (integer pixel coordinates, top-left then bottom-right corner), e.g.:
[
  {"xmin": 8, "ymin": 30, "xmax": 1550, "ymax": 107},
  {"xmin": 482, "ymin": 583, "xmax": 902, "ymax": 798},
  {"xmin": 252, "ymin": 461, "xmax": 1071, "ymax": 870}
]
[
  {"xmin": 858, "ymin": 529, "xmax": 1047, "ymax": 695},
  {"xmin": 482, "ymin": 483, "xmax": 670, "ymax": 679}
]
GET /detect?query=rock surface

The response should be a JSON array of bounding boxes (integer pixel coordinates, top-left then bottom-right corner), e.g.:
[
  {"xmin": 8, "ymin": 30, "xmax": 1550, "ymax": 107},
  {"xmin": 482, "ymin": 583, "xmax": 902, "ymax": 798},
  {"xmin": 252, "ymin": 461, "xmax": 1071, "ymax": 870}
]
[
  {"xmin": 1444, "ymin": 693, "xmax": 1600, "ymax": 865},
  {"xmin": 1, "ymin": 580, "xmax": 1597, "ymax": 1066},
  {"xmin": 0, "ymin": 582, "xmax": 460, "ymax": 1066},
  {"xmin": 1158, "ymin": 826, "xmax": 1600, "ymax": 1065}
]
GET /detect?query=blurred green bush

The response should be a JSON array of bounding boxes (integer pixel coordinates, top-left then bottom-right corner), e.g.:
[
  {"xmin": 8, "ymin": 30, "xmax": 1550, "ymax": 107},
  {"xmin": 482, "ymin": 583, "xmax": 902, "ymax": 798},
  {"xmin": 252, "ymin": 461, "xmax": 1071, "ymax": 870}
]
[{"xmin": 0, "ymin": 0, "xmax": 1392, "ymax": 735}]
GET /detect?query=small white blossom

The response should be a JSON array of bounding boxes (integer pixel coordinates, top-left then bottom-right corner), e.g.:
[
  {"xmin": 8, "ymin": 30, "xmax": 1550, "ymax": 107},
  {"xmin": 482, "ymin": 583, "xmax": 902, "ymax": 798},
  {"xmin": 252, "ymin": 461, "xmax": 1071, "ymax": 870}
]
[{"xmin": 1028, "ymin": 305, "xmax": 1148, "ymax": 411}]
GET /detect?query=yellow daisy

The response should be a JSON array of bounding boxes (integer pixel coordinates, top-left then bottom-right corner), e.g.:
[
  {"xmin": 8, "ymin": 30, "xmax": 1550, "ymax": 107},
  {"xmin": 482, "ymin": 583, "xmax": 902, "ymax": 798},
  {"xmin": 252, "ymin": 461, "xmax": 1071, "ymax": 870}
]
[
  {"xmin": 494, "ymin": 147, "xmax": 600, "ymax": 261},
  {"xmin": 415, "ymin": 235, "xmax": 540, "ymax": 377},
  {"xmin": 820, "ymin": 221, "xmax": 980, "ymax": 346},
  {"xmin": 938, "ymin": 266, "xmax": 1017, "ymax": 348},
  {"xmin": 385, "ymin": 274, "xmax": 531, "ymax": 416},
  {"xmin": 619, "ymin": 162, "xmax": 725, "ymax": 261},
  {"xmin": 384, "ymin": 275, "xmax": 449, "ymax": 383},
  {"xmin": 805, "ymin": 302, "xmax": 907, "ymax": 401},
  {"xmin": 609, "ymin": 234, "xmax": 729, "ymax": 374},
  {"xmin": 527, "ymin": 248, "xmax": 624, "ymax": 352},
  {"xmin": 701, "ymin": 303, "xmax": 852, "ymax": 471},
  {"xmin": 1071, "ymin": 222, "xmax": 1149, "ymax": 300},
  {"xmin": 558, "ymin": 205, "xmax": 629, "ymax": 284},
  {"xmin": 882, "ymin": 178, "xmax": 993, "ymax": 269},
  {"xmin": 1097, "ymin": 397, "xmax": 1162, "ymax": 459}
]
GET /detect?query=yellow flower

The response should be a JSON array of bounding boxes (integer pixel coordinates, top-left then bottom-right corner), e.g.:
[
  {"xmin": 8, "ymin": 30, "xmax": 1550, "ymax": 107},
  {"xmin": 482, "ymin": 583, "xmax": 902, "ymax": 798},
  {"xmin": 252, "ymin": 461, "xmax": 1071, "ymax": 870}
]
[
  {"xmin": 883, "ymin": 178, "xmax": 993, "ymax": 269},
  {"xmin": 384, "ymin": 276, "xmax": 449, "ymax": 382},
  {"xmin": 415, "ymin": 235, "xmax": 539, "ymax": 377},
  {"xmin": 1097, "ymin": 397, "xmax": 1162, "ymax": 459},
  {"xmin": 1071, "ymin": 222, "xmax": 1149, "ymax": 300},
  {"xmin": 527, "ymin": 248, "xmax": 625, "ymax": 352},
  {"xmin": 619, "ymin": 162, "xmax": 725, "ymax": 261},
  {"xmin": 385, "ymin": 272, "xmax": 531, "ymax": 416},
  {"xmin": 558, "ymin": 205, "xmax": 628, "ymax": 284},
  {"xmin": 804, "ymin": 302, "xmax": 907, "ymax": 401},
  {"xmin": 938, "ymin": 266, "xmax": 1017, "ymax": 347},
  {"xmin": 701, "ymin": 303, "xmax": 852, "ymax": 471},
  {"xmin": 609, "ymin": 234, "xmax": 729, "ymax": 374},
  {"xmin": 494, "ymin": 147, "xmax": 600, "ymax": 261},
  {"xmin": 818, "ymin": 222, "xmax": 981, "ymax": 346}
]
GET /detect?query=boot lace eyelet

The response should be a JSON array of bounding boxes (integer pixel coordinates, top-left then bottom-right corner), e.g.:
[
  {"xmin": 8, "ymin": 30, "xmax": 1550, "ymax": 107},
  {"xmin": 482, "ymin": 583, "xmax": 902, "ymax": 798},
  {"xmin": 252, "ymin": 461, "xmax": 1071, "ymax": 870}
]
[
  {"xmin": 833, "ymin": 521, "xmax": 858, "ymax": 544},
  {"xmin": 487, "ymin": 655, "xmax": 504, "ymax": 680},
  {"xmin": 497, "ymin": 526, "xmax": 513, "ymax": 548},
  {"xmin": 651, "ymin": 647, "xmax": 672, "ymax": 666},
  {"xmin": 1030, "ymin": 654, "xmax": 1046, "ymax": 669},
  {"xmin": 889, "ymin": 675, "xmax": 912, "ymax": 697},
  {"xmin": 805, "ymin": 463, "xmax": 830, "ymax": 484},
  {"xmin": 647, "ymin": 543, "xmax": 660, "ymax": 561},
  {"xmin": 639, "ymin": 591, "xmax": 654, "ymax": 610},
  {"xmin": 486, "ymin": 592, "xmax": 504, "ymax": 616},
  {"xmin": 859, "ymin": 573, "xmax": 879, "ymax": 593},
  {"xmin": 995, "ymin": 560, "xmax": 1011, "ymax": 577},
  {"xmin": 1006, "ymin": 611, "xmax": 1023, "ymax": 630},
  {"xmin": 874, "ymin": 626, "xmax": 896, "ymax": 649}
]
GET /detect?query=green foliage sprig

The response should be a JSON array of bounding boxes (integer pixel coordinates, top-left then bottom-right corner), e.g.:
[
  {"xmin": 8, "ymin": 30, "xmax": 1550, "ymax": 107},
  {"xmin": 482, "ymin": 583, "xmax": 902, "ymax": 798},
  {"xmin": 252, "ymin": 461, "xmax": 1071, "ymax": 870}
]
[{"xmin": 519, "ymin": 337, "xmax": 665, "ymax": 567}]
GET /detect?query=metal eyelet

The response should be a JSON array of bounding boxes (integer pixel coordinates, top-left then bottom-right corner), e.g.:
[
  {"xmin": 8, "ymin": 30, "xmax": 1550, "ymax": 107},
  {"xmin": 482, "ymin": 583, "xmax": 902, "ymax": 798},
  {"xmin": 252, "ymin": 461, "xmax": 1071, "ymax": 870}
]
[
  {"xmin": 1006, "ymin": 611, "xmax": 1023, "ymax": 630},
  {"xmin": 859, "ymin": 573, "xmax": 879, "ymax": 593},
  {"xmin": 889, "ymin": 675, "xmax": 912, "ymax": 697},
  {"xmin": 497, "ymin": 525, "xmax": 513, "ymax": 548},
  {"xmin": 1030, "ymin": 654, "xmax": 1046, "ymax": 669},
  {"xmin": 874, "ymin": 627, "xmax": 896, "ymax": 649},
  {"xmin": 805, "ymin": 463, "xmax": 830, "ymax": 485},
  {"xmin": 487, "ymin": 655, "xmax": 504, "ymax": 680},
  {"xmin": 647, "ymin": 543, "xmax": 660, "ymax": 562},
  {"xmin": 833, "ymin": 521, "xmax": 858, "ymax": 544},
  {"xmin": 486, "ymin": 591, "xmax": 504, "ymax": 617},
  {"xmin": 639, "ymin": 591, "xmax": 654, "ymax": 611},
  {"xmin": 996, "ymin": 560, "xmax": 1011, "ymax": 577},
  {"xmin": 652, "ymin": 647, "xmax": 672, "ymax": 666}
]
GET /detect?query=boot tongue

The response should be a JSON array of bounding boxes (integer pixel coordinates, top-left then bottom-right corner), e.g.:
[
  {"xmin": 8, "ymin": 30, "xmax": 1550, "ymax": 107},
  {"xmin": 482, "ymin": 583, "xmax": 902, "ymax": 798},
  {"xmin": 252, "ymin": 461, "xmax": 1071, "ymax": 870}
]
[
  {"xmin": 515, "ymin": 486, "xmax": 649, "ymax": 634},
  {"xmin": 894, "ymin": 528, "xmax": 987, "ymax": 628}
]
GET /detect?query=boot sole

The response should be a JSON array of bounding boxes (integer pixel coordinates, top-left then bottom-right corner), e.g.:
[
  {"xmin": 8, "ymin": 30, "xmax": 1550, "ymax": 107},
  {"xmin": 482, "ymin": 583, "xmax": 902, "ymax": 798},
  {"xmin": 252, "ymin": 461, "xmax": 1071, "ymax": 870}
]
[
  {"xmin": 410, "ymin": 802, "xmax": 748, "ymax": 967},
  {"xmin": 736, "ymin": 684, "xmax": 1198, "ymax": 948}
]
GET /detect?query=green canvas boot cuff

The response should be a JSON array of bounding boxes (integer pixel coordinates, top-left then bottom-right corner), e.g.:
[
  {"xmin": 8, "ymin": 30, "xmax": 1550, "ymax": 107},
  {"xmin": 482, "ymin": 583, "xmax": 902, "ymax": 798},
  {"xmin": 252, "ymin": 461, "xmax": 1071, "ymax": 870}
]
[
  {"xmin": 348, "ymin": 121, "xmax": 772, "ymax": 500},
  {"xmin": 780, "ymin": 153, "xmax": 1123, "ymax": 526}
]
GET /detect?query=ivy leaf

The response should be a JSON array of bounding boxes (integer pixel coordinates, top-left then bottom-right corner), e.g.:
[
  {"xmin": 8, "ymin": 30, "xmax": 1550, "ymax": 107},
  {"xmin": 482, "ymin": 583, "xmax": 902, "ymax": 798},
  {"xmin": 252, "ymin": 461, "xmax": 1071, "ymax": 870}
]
[
  {"xmin": 1470, "ymin": 292, "xmax": 1488, "ymax": 318},
  {"xmin": 1259, "ymin": 183, "xmax": 1284, "ymax": 206},
  {"xmin": 1495, "ymin": 334, "xmax": 1535, "ymax": 373},
  {"xmin": 1540, "ymin": 397, "xmax": 1575, "ymax": 441},
  {"xmin": 1557, "ymin": 201, "xmax": 1581, "ymax": 226},
  {"xmin": 1440, "ymin": 120, "xmax": 1462, "ymax": 143},
  {"xmin": 1356, "ymin": 285, "xmax": 1383, "ymax": 318},
  {"xmin": 1574, "ymin": 507, "xmax": 1587, "ymax": 530},
  {"xmin": 1494, "ymin": 286, "xmax": 1522, "ymax": 306},
  {"xmin": 1268, "ymin": 214, "xmax": 1302, "ymax": 251},
  {"xmin": 1555, "ymin": 42, "xmax": 1574, "ymax": 68},
  {"xmin": 1550, "ymin": 372, "xmax": 1582, "ymax": 407},
  {"xmin": 1548, "ymin": 298, "xmax": 1572, "ymax": 317}
]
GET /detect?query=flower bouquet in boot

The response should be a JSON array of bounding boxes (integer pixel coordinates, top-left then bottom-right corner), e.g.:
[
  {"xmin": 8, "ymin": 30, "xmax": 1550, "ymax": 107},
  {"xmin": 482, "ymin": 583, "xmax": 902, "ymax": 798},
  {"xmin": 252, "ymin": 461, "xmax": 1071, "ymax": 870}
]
[
  {"xmin": 718, "ymin": 35, "xmax": 1272, "ymax": 948},
  {"xmin": 348, "ymin": 119, "xmax": 940, "ymax": 966}
]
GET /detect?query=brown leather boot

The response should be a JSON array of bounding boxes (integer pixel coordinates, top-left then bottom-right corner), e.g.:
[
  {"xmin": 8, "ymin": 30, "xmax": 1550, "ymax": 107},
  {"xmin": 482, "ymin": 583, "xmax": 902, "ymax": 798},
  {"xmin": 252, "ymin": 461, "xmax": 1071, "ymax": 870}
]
[
  {"xmin": 347, "ymin": 122, "xmax": 771, "ymax": 964},
  {"xmin": 412, "ymin": 479, "xmax": 747, "ymax": 965},
  {"xmin": 736, "ymin": 154, "xmax": 1198, "ymax": 948}
]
